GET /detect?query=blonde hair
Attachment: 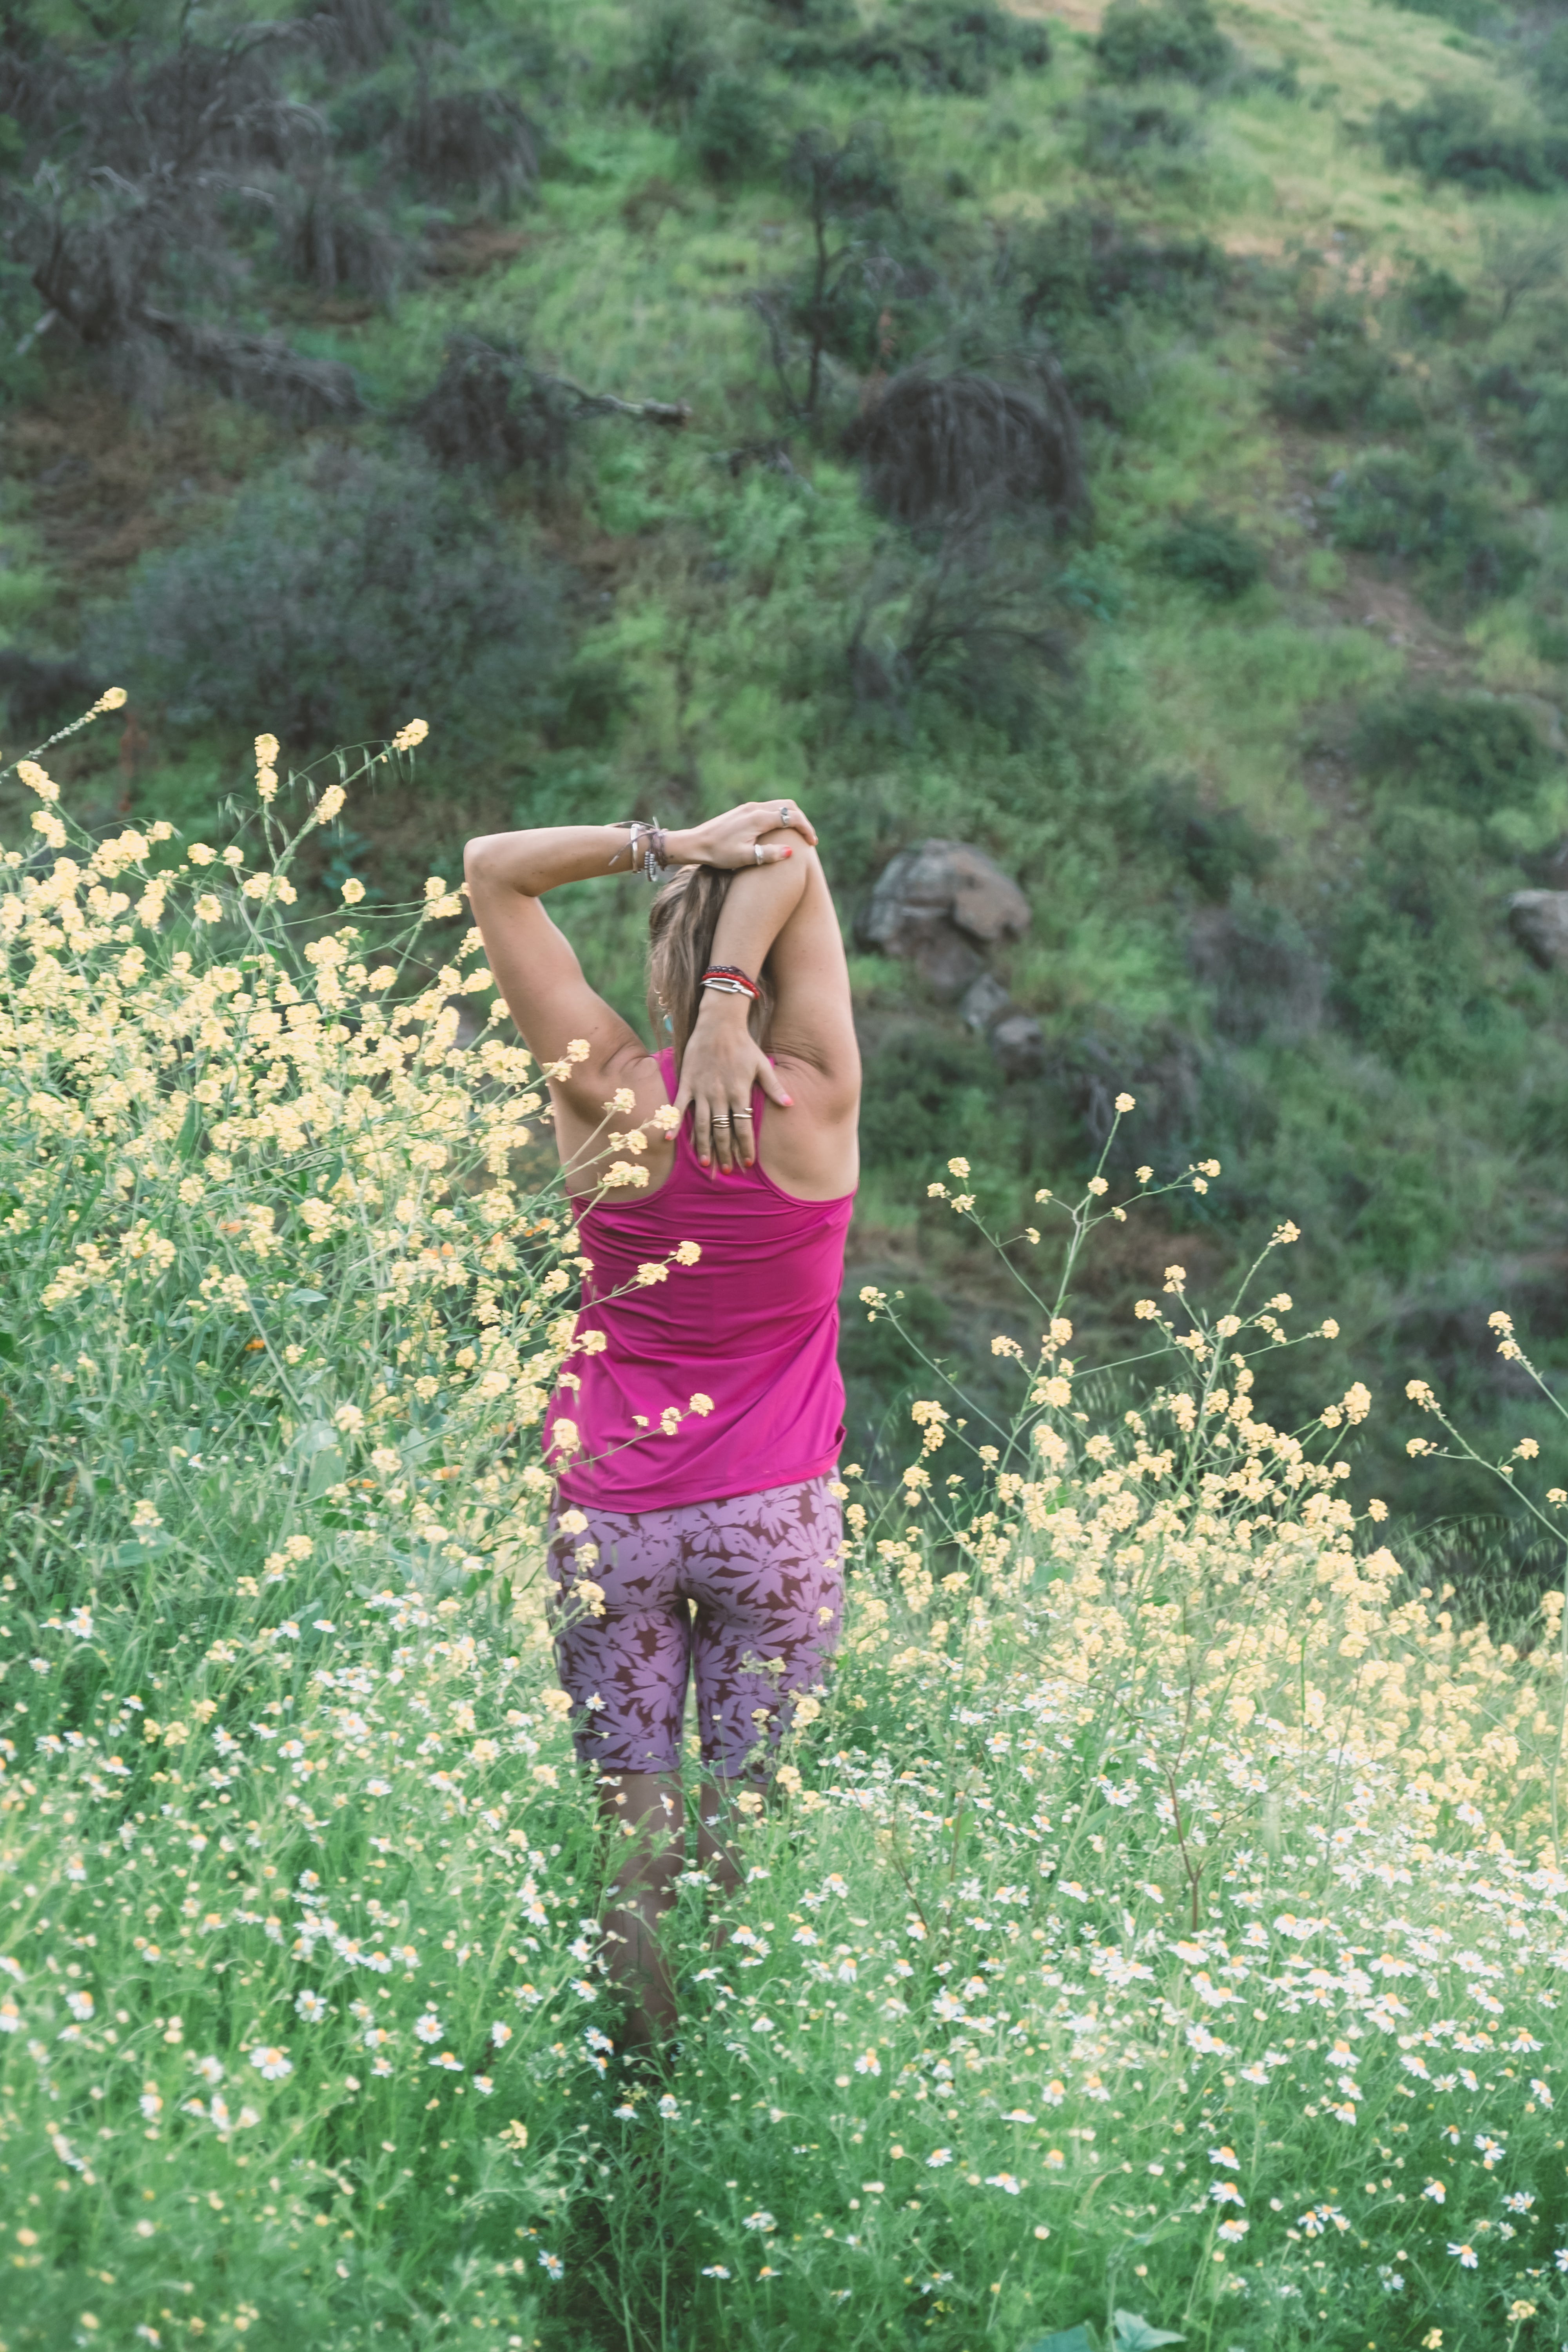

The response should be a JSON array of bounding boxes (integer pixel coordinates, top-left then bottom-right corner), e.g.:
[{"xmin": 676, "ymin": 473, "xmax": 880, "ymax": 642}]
[{"xmin": 647, "ymin": 865, "xmax": 775, "ymax": 1067}]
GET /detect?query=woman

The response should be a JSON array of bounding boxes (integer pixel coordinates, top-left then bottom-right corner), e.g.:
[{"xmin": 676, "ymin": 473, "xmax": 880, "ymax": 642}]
[{"xmin": 464, "ymin": 800, "xmax": 860, "ymax": 2048}]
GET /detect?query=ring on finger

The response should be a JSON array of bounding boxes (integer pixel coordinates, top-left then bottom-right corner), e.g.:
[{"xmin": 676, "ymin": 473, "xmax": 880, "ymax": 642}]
[
  {"xmin": 733, "ymin": 1107, "xmax": 753, "ymax": 1120},
  {"xmin": 711, "ymin": 1114, "xmax": 731, "ymax": 1126}
]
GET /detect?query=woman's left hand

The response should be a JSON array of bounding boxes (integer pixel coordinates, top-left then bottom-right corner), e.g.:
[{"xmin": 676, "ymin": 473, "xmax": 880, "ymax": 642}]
[
  {"xmin": 671, "ymin": 799, "xmax": 816, "ymax": 872},
  {"xmin": 673, "ymin": 996, "xmax": 793, "ymax": 1172}
]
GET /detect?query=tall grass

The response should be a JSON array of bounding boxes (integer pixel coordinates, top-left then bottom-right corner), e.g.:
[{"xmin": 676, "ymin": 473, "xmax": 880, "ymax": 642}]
[{"xmin": 4, "ymin": 712, "xmax": 1568, "ymax": 2350}]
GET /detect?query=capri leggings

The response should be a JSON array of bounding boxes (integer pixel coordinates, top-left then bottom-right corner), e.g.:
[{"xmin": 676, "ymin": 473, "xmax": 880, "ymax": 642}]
[{"xmin": 546, "ymin": 1476, "xmax": 844, "ymax": 1781}]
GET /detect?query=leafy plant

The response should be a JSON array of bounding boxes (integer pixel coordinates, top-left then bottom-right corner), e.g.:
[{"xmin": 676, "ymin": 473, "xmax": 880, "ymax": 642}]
[
  {"xmin": 843, "ymin": 364, "xmax": 1087, "ymax": 528},
  {"xmin": 1151, "ymin": 508, "xmax": 1265, "ymax": 599},
  {"xmin": 1376, "ymin": 86, "xmax": 1568, "ymax": 192},
  {"xmin": 1351, "ymin": 688, "xmax": 1551, "ymax": 813},
  {"xmin": 1329, "ymin": 437, "xmax": 1532, "ymax": 606},
  {"xmin": 1269, "ymin": 297, "xmax": 1419, "ymax": 432},
  {"xmin": 1093, "ymin": 0, "xmax": 1230, "ymax": 87},
  {"xmin": 89, "ymin": 446, "xmax": 564, "ymax": 749},
  {"xmin": 755, "ymin": 125, "xmax": 904, "ymax": 417},
  {"xmin": 770, "ymin": 0, "xmax": 1051, "ymax": 91},
  {"xmin": 688, "ymin": 71, "xmax": 776, "ymax": 184}
]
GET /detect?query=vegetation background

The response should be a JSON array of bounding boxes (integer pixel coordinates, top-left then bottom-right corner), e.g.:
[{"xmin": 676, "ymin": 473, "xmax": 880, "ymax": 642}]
[{"xmin": 9, "ymin": 2, "xmax": 1568, "ymax": 2348}]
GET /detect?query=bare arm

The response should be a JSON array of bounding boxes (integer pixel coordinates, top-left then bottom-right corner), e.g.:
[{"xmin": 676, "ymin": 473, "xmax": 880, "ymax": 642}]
[
  {"xmin": 677, "ymin": 834, "xmax": 860, "ymax": 1189},
  {"xmin": 463, "ymin": 806, "xmax": 816, "ymax": 1140}
]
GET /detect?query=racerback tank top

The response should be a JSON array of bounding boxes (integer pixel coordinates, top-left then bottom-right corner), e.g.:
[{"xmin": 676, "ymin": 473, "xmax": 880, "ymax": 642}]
[{"xmin": 548, "ymin": 1048, "xmax": 854, "ymax": 1512}]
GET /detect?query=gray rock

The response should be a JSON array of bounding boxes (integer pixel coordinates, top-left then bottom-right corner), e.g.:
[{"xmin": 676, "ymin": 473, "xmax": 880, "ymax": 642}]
[
  {"xmin": 958, "ymin": 972, "xmax": 1011, "ymax": 1034},
  {"xmin": 1509, "ymin": 889, "xmax": 1568, "ymax": 969},
  {"xmin": 990, "ymin": 1010, "xmax": 1044, "ymax": 1078},
  {"xmin": 860, "ymin": 837, "xmax": 1031, "ymax": 999}
]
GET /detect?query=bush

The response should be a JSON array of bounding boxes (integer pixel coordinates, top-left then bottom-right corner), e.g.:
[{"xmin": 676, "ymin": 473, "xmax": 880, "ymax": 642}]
[
  {"xmin": 846, "ymin": 519, "xmax": 1069, "ymax": 744},
  {"xmin": 627, "ymin": 0, "xmax": 715, "ymax": 109},
  {"xmin": 89, "ymin": 446, "xmax": 563, "ymax": 749},
  {"xmin": 1145, "ymin": 773, "xmax": 1276, "ymax": 898},
  {"xmin": 1078, "ymin": 86, "xmax": 1207, "ymax": 175},
  {"xmin": 1152, "ymin": 508, "xmax": 1265, "ymax": 599},
  {"xmin": 1016, "ymin": 206, "xmax": 1225, "ymax": 330},
  {"xmin": 410, "ymin": 335, "xmax": 576, "ymax": 481},
  {"xmin": 843, "ymin": 365, "xmax": 1087, "ymax": 528},
  {"xmin": 1330, "ymin": 806, "xmax": 1501, "ymax": 1072},
  {"xmin": 1401, "ymin": 257, "xmax": 1469, "ymax": 336},
  {"xmin": 1189, "ymin": 888, "xmax": 1323, "ymax": 1042},
  {"xmin": 857, "ymin": 1027, "xmax": 995, "ymax": 1164},
  {"xmin": 1328, "ymin": 438, "xmax": 1533, "ymax": 606},
  {"xmin": 1352, "ymin": 688, "xmax": 1551, "ymax": 813},
  {"xmin": 689, "ymin": 72, "xmax": 774, "ymax": 183},
  {"xmin": 401, "ymin": 87, "xmax": 539, "ymax": 207},
  {"xmin": 1269, "ymin": 298, "xmax": 1419, "ymax": 432},
  {"xmin": 1093, "ymin": 0, "xmax": 1230, "ymax": 85},
  {"xmin": 1376, "ymin": 87, "xmax": 1568, "ymax": 192},
  {"xmin": 770, "ymin": 0, "xmax": 1050, "ymax": 91},
  {"xmin": 274, "ymin": 173, "xmax": 403, "ymax": 304}
]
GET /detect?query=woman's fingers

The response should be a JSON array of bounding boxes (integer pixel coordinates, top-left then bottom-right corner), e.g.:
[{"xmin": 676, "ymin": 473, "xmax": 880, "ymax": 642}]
[
  {"xmin": 732, "ymin": 1100, "xmax": 756, "ymax": 1166},
  {"xmin": 757, "ymin": 1061, "xmax": 793, "ymax": 1110}
]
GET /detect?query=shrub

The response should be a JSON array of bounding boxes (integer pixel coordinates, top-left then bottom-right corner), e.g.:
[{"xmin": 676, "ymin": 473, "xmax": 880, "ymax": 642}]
[
  {"xmin": 1077, "ymin": 86, "xmax": 1207, "ymax": 175},
  {"xmin": 1351, "ymin": 688, "xmax": 1551, "ymax": 813},
  {"xmin": 1519, "ymin": 379, "xmax": 1568, "ymax": 498},
  {"xmin": 1330, "ymin": 806, "xmax": 1500, "ymax": 1072},
  {"xmin": 689, "ymin": 72, "xmax": 775, "ymax": 183},
  {"xmin": 846, "ymin": 520, "xmax": 1069, "ymax": 743},
  {"xmin": 1401, "ymin": 257, "xmax": 1469, "ymax": 336},
  {"xmin": 857, "ymin": 1027, "xmax": 994, "ymax": 1164},
  {"xmin": 88, "ymin": 445, "xmax": 563, "ymax": 748},
  {"xmin": 1145, "ymin": 773, "xmax": 1276, "ymax": 898},
  {"xmin": 1093, "ymin": 0, "xmax": 1230, "ymax": 86},
  {"xmin": 1189, "ymin": 888, "xmax": 1323, "ymax": 1042},
  {"xmin": 409, "ymin": 335, "xmax": 576, "ymax": 481},
  {"xmin": 401, "ymin": 87, "xmax": 539, "ymax": 207},
  {"xmin": 1376, "ymin": 87, "xmax": 1568, "ymax": 192},
  {"xmin": 274, "ymin": 172, "xmax": 403, "ymax": 304},
  {"xmin": 1329, "ymin": 438, "xmax": 1533, "ymax": 606},
  {"xmin": 773, "ymin": 1, "xmax": 1051, "ymax": 92},
  {"xmin": 1016, "ymin": 206, "xmax": 1225, "ymax": 329},
  {"xmin": 1152, "ymin": 508, "xmax": 1265, "ymax": 599},
  {"xmin": 843, "ymin": 365, "xmax": 1087, "ymax": 528},
  {"xmin": 1269, "ymin": 298, "xmax": 1418, "ymax": 432},
  {"xmin": 627, "ymin": 0, "xmax": 715, "ymax": 109}
]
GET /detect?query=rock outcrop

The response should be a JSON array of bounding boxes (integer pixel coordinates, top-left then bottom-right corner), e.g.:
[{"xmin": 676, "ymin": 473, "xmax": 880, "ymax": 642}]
[
  {"xmin": 860, "ymin": 838, "xmax": 1041, "ymax": 1073},
  {"xmin": 1510, "ymin": 890, "xmax": 1568, "ymax": 970}
]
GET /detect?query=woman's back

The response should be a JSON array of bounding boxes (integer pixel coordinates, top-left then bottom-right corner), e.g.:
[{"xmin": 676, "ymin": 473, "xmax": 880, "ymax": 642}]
[{"xmin": 553, "ymin": 1050, "xmax": 852, "ymax": 1512}]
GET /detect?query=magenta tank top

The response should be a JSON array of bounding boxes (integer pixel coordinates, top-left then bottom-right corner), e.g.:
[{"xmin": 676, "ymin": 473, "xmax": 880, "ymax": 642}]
[{"xmin": 548, "ymin": 1048, "xmax": 854, "ymax": 1512}]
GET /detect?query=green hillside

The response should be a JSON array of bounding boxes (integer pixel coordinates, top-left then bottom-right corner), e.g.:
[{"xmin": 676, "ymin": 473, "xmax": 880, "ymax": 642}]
[{"xmin": 8, "ymin": 0, "xmax": 1568, "ymax": 1563}]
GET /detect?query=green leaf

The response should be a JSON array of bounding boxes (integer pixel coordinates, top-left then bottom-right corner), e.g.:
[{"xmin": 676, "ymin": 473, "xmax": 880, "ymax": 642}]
[
  {"xmin": 1020, "ymin": 2328, "xmax": 1101, "ymax": 2352},
  {"xmin": 1113, "ymin": 2314, "xmax": 1185, "ymax": 2350},
  {"xmin": 284, "ymin": 1288, "xmax": 327, "ymax": 1307}
]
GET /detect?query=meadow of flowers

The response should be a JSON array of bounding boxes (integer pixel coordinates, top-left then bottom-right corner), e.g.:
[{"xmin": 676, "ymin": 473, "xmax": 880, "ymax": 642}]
[{"xmin": 4, "ymin": 710, "xmax": 1568, "ymax": 2352}]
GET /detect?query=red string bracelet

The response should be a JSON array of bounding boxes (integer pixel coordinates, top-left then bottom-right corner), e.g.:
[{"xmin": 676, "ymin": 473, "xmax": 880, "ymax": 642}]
[{"xmin": 700, "ymin": 964, "xmax": 761, "ymax": 1003}]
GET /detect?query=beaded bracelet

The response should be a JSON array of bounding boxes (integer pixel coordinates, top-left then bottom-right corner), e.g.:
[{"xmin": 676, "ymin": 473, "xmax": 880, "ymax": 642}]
[{"xmin": 700, "ymin": 964, "xmax": 762, "ymax": 1003}]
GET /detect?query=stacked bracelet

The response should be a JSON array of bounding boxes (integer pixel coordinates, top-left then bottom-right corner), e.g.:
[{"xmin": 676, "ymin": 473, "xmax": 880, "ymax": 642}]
[
  {"xmin": 700, "ymin": 964, "xmax": 762, "ymax": 1003},
  {"xmin": 609, "ymin": 818, "xmax": 668, "ymax": 882}
]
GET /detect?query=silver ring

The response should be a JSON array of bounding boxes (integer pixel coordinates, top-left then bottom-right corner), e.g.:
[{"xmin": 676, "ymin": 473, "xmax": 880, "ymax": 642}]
[
  {"xmin": 753, "ymin": 842, "xmax": 764, "ymax": 865},
  {"xmin": 733, "ymin": 1108, "xmax": 753, "ymax": 1120},
  {"xmin": 779, "ymin": 802, "xmax": 792, "ymax": 824},
  {"xmin": 711, "ymin": 1114, "xmax": 730, "ymax": 1126}
]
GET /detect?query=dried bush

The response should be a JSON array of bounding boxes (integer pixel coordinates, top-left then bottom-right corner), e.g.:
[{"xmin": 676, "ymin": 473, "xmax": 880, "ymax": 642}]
[
  {"xmin": 689, "ymin": 73, "xmax": 775, "ymax": 184},
  {"xmin": 1329, "ymin": 437, "xmax": 1533, "ymax": 607},
  {"xmin": 158, "ymin": 321, "xmax": 363, "ymax": 425},
  {"xmin": 410, "ymin": 335, "xmax": 575, "ymax": 479},
  {"xmin": 275, "ymin": 174, "xmax": 403, "ymax": 304},
  {"xmin": 1352, "ymin": 689, "xmax": 1551, "ymax": 814},
  {"xmin": 402, "ymin": 87, "xmax": 539, "ymax": 207},
  {"xmin": 1376, "ymin": 88, "xmax": 1568, "ymax": 192},
  {"xmin": 88, "ymin": 445, "xmax": 562, "ymax": 748},
  {"xmin": 754, "ymin": 127, "xmax": 905, "ymax": 417},
  {"xmin": 843, "ymin": 365, "xmax": 1086, "ymax": 530},
  {"xmin": 1093, "ymin": 0, "xmax": 1230, "ymax": 86},
  {"xmin": 301, "ymin": 0, "xmax": 400, "ymax": 71},
  {"xmin": 847, "ymin": 521, "xmax": 1069, "ymax": 744}
]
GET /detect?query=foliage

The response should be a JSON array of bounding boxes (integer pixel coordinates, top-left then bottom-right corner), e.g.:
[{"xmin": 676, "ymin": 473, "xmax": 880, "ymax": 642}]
[
  {"xmin": 1077, "ymin": 87, "xmax": 1209, "ymax": 180},
  {"xmin": 410, "ymin": 336, "xmax": 577, "ymax": 482},
  {"xmin": 1269, "ymin": 298, "xmax": 1420, "ymax": 433},
  {"xmin": 843, "ymin": 364, "xmax": 1087, "ymax": 529},
  {"xmin": 768, "ymin": 0, "xmax": 1052, "ymax": 92},
  {"xmin": 273, "ymin": 174, "xmax": 404, "ymax": 306},
  {"xmin": 755, "ymin": 125, "xmax": 906, "ymax": 417},
  {"xmin": 625, "ymin": 0, "xmax": 716, "ymax": 111},
  {"xmin": 6, "ymin": 821, "xmax": 1568, "ymax": 2351},
  {"xmin": 1151, "ymin": 510, "xmax": 1265, "ymax": 601},
  {"xmin": 688, "ymin": 71, "xmax": 776, "ymax": 185},
  {"xmin": 846, "ymin": 519, "xmax": 1069, "ymax": 741},
  {"xmin": 87, "ymin": 448, "xmax": 564, "ymax": 751},
  {"xmin": 1328, "ymin": 436, "xmax": 1534, "ymax": 605},
  {"xmin": 399, "ymin": 87, "xmax": 539, "ymax": 209},
  {"xmin": 1144, "ymin": 773, "xmax": 1276, "ymax": 898},
  {"xmin": 1351, "ymin": 688, "xmax": 1552, "ymax": 813},
  {"xmin": 1092, "ymin": 0, "xmax": 1231, "ymax": 88},
  {"xmin": 1376, "ymin": 87, "xmax": 1568, "ymax": 192}
]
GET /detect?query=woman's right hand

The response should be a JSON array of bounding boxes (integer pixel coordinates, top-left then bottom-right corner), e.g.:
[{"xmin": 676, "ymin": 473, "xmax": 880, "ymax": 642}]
[{"xmin": 671, "ymin": 799, "xmax": 817, "ymax": 870}]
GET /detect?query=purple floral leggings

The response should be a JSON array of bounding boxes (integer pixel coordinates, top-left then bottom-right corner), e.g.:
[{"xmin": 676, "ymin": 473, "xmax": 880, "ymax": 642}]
[{"xmin": 546, "ymin": 1477, "xmax": 844, "ymax": 1781}]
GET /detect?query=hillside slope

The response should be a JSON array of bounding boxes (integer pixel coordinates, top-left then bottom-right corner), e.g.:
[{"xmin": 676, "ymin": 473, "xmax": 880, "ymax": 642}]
[{"xmin": 7, "ymin": 0, "xmax": 1568, "ymax": 1557}]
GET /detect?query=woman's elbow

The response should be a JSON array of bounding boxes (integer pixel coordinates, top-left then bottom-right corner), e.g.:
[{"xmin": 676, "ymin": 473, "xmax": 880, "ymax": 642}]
[{"xmin": 463, "ymin": 835, "xmax": 501, "ymax": 889}]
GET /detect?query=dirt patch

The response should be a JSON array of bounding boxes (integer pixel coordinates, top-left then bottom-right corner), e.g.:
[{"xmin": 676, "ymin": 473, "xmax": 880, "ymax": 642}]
[{"xmin": 423, "ymin": 223, "xmax": 532, "ymax": 278}]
